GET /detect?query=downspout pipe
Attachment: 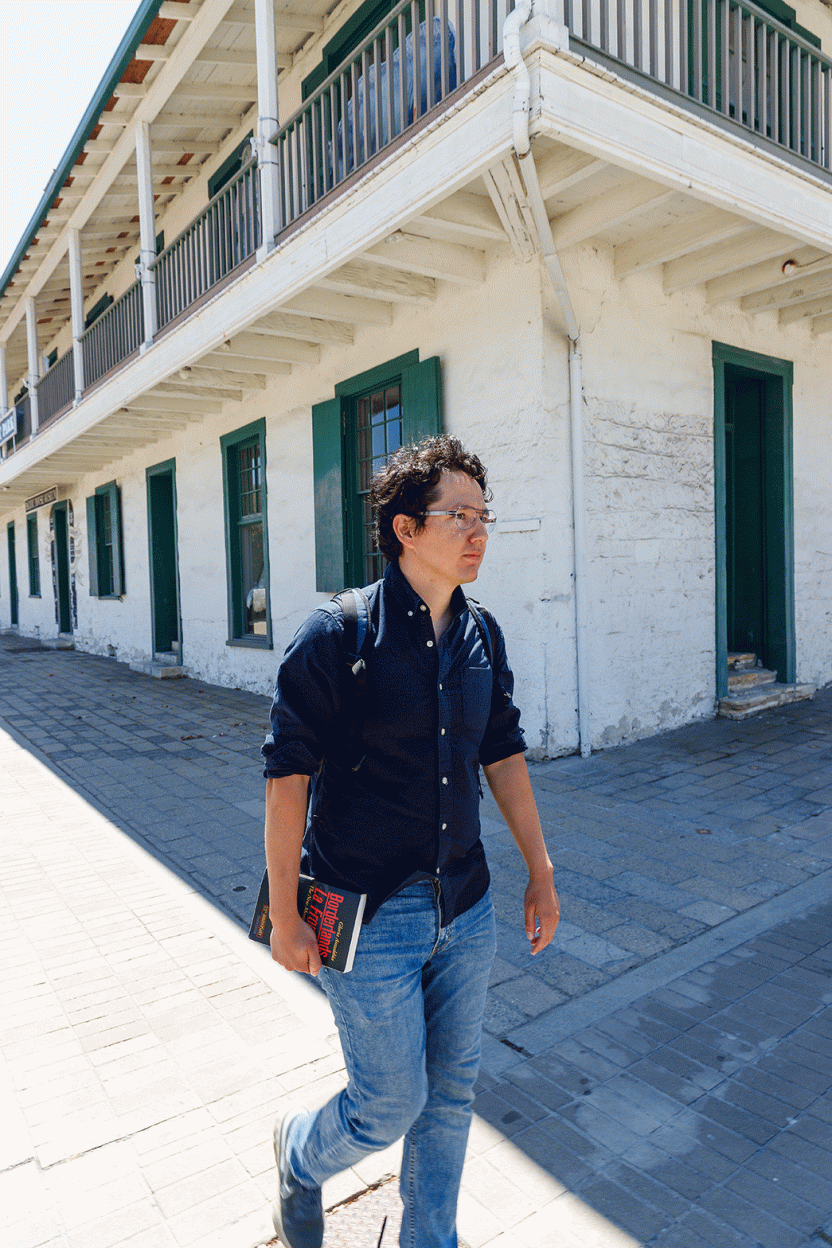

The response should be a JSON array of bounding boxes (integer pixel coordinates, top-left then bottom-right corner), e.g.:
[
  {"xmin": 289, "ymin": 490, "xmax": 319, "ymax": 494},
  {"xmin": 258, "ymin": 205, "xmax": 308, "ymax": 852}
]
[{"xmin": 504, "ymin": 2, "xmax": 591, "ymax": 757}]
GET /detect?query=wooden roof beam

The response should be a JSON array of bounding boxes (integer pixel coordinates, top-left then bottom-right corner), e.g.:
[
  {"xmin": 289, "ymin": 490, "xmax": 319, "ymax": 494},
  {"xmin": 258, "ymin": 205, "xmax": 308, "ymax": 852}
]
[
  {"xmin": 706, "ymin": 248, "xmax": 830, "ymax": 305},
  {"xmin": 222, "ymin": 333, "xmax": 320, "ymax": 364},
  {"xmin": 319, "ymin": 261, "xmax": 436, "ymax": 303},
  {"xmin": 250, "ymin": 312, "xmax": 353, "ymax": 345},
  {"xmin": 174, "ymin": 364, "xmax": 266, "ymax": 389},
  {"xmin": 614, "ymin": 209, "xmax": 748, "ymax": 279},
  {"xmin": 365, "ymin": 233, "xmax": 485, "ymax": 285},
  {"xmin": 282, "ymin": 289, "xmax": 393, "ymax": 326},
  {"xmin": 552, "ymin": 180, "xmax": 675, "ymax": 249}
]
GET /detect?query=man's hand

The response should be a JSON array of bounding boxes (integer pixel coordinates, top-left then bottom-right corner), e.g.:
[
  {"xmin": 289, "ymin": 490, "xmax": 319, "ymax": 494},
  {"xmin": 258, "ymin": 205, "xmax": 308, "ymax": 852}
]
[
  {"xmin": 270, "ymin": 912, "xmax": 323, "ymax": 977},
  {"xmin": 524, "ymin": 875, "xmax": 560, "ymax": 955},
  {"xmin": 482, "ymin": 753, "xmax": 560, "ymax": 957}
]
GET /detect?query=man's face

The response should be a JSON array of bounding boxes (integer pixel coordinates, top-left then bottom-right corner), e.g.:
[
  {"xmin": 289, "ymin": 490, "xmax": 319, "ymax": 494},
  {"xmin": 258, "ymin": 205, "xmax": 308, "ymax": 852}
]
[{"xmin": 398, "ymin": 470, "xmax": 489, "ymax": 592}]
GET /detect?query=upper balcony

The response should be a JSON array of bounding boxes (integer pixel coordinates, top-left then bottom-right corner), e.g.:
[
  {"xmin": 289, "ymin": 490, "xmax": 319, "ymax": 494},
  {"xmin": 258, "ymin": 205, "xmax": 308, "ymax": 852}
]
[{"xmin": 1, "ymin": 0, "xmax": 830, "ymax": 494}]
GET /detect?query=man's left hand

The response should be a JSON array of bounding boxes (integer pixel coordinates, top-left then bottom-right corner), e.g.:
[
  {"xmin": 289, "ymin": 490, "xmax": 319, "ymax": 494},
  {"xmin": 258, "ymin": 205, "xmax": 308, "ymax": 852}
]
[{"xmin": 524, "ymin": 875, "xmax": 560, "ymax": 955}]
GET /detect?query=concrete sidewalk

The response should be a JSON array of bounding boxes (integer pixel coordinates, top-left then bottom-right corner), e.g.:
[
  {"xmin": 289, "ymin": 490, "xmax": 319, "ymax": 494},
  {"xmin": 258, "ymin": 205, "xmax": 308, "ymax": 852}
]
[{"xmin": 2, "ymin": 637, "xmax": 832, "ymax": 1246}]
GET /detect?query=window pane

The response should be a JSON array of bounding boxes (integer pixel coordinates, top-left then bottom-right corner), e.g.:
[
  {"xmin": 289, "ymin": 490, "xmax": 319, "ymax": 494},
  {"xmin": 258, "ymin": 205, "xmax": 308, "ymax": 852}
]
[
  {"xmin": 354, "ymin": 383, "xmax": 401, "ymax": 583},
  {"xmin": 100, "ymin": 492, "xmax": 115, "ymax": 595},
  {"xmin": 240, "ymin": 519, "xmax": 266, "ymax": 635},
  {"xmin": 238, "ymin": 443, "xmax": 261, "ymax": 517}
]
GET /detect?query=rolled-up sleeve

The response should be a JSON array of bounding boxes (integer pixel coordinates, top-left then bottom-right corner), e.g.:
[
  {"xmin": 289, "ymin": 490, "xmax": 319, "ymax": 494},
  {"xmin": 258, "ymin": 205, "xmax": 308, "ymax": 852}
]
[
  {"xmin": 478, "ymin": 619, "xmax": 526, "ymax": 767},
  {"xmin": 261, "ymin": 608, "xmax": 344, "ymax": 778}
]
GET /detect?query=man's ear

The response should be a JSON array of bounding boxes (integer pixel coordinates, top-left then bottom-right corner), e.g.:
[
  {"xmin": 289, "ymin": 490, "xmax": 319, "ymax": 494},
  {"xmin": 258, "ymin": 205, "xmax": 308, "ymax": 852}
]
[{"xmin": 392, "ymin": 512, "xmax": 414, "ymax": 550}]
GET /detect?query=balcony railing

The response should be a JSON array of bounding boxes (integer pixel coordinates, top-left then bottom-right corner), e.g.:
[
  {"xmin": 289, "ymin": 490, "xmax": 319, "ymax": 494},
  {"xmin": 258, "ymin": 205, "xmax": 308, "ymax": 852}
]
[
  {"xmin": 36, "ymin": 351, "xmax": 75, "ymax": 425},
  {"xmin": 559, "ymin": 0, "xmax": 831, "ymax": 173},
  {"xmin": 153, "ymin": 160, "xmax": 261, "ymax": 331},
  {"xmin": 272, "ymin": 0, "xmax": 517, "ymax": 231},
  {"xmin": 4, "ymin": 0, "xmax": 828, "ymax": 466},
  {"xmin": 81, "ymin": 282, "xmax": 144, "ymax": 389}
]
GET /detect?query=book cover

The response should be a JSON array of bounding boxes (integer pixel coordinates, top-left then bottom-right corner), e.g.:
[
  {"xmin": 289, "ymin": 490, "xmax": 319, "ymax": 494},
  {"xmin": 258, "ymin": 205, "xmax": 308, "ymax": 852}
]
[{"xmin": 248, "ymin": 869, "xmax": 366, "ymax": 974}]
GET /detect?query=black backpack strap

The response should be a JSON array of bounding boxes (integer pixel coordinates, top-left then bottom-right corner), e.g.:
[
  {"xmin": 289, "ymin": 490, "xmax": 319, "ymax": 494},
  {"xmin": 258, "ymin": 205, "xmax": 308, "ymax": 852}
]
[
  {"xmin": 330, "ymin": 587, "xmax": 374, "ymax": 771},
  {"xmin": 467, "ymin": 599, "xmax": 498, "ymax": 668}
]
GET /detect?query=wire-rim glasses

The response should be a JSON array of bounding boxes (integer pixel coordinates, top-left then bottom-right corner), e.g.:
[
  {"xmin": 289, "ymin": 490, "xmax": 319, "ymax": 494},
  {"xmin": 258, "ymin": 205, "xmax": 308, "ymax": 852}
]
[{"xmin": 419, "ymin": 507, "xmax": 497, "ymax": 532}]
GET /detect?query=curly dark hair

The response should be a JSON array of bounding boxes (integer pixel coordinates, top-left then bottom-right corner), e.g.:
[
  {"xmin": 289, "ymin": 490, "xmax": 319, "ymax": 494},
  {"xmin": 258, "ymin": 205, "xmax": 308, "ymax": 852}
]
[{"xmin": 370, "ymin": 435, "xmax": 491, "ymax": 564}]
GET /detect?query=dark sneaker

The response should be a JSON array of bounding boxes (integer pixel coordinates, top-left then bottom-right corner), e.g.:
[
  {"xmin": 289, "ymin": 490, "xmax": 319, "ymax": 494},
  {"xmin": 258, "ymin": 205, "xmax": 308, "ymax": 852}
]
[{"xmin": 272, "ymin": 1106, "xmax": 324, "ymax": 1248}]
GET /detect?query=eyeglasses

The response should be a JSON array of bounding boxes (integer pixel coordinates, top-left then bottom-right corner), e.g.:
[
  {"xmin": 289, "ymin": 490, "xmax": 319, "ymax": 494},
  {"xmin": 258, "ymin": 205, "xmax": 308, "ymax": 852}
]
[{"xmin": 419, "ymin": 506, "xmax": 497, "ymax": 532}]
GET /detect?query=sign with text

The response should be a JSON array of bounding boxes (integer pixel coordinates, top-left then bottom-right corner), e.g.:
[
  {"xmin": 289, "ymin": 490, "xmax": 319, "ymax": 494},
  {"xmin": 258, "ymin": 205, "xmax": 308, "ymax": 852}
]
[
  {"xmin": 25, "ymin": 486, "xmax": 58, "ymax": 513},
  {"xmin": 0, "ymin": 409, "xmax": 16, "ymax": 445}
]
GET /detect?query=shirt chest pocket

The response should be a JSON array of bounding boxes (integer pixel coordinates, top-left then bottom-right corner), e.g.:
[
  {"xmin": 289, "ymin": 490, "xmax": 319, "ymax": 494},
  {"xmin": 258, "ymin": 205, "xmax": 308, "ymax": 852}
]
[{"xmin": 461, "ymin": 665, "xmax": 492, "ymax": 740}]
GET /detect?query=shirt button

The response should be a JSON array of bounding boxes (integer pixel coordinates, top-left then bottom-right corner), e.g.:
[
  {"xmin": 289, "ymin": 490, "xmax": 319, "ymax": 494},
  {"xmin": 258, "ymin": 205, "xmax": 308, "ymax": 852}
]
[
  {"xmin": 426, "ymin": 640, "xmax": 434, "ymax": 648},
  {"xmin": 441, "ymin": 728, "xmax": 446, "ymax": 735},
  {"xmin": 408, "ymin": 610, "xmax": 413, "ymax": 617},
  {"xmin": 438, "ymin": 683, "xmax": 443, "ymax": 690},
  {"xmin": 442, "ymin": 776, "xmax": 448, "ymax": 785},
  {"xmin": 442, "ymin": 822, "xmax": 447, "ymax": 830},
  {"xmin": 420, "ymin": 604, "xmax": 427, "ymax": 611}
]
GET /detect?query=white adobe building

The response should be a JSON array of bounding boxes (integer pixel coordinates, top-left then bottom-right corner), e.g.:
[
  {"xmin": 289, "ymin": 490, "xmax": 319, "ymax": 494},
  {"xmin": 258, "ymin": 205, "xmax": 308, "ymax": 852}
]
[{"xmin": 1, "ymin": 0, "xmax": 830, "ymax": 756}]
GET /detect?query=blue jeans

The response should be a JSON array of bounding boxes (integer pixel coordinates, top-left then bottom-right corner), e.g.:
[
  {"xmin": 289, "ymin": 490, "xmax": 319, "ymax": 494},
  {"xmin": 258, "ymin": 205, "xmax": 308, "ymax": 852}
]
[{"xmin": 286, "ymin": 883, "xmax": 496, "ymax": 1248}]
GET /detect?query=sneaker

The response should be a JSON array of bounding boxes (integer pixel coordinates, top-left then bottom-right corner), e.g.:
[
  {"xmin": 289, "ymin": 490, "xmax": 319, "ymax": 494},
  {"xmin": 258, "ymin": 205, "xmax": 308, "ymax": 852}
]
[{"xmin": 272, "ymin": 1106, "xmax": 324, "ymax": 1248}]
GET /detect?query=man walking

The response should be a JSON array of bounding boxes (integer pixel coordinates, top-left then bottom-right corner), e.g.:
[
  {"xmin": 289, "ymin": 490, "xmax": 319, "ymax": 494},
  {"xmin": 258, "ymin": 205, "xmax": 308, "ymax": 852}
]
[{"xmin": 261, "ymin": 436, "xmax": 559, "ymax": 1248}]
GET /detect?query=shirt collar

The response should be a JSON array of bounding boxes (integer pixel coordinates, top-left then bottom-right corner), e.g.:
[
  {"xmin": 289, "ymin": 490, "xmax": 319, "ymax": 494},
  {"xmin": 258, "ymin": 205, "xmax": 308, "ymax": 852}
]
[{"xmin": 383, "ymin": 562, "xmax": 470, "ymax": 621}]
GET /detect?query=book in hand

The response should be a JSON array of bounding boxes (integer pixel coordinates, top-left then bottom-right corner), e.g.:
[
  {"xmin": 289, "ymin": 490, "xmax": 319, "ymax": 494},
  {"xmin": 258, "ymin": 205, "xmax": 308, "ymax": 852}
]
[{"xmin": 248, "ymin": 869, "xmax": 366, "ymax": 974}]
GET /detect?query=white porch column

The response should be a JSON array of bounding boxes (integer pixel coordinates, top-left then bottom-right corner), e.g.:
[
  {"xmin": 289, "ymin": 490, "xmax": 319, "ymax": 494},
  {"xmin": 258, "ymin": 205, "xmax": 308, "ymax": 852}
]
[
  {"xmin": 0, "ymin": 342, "xmax": 8, "ymax": 415},
  {"xmin": 255, "ymin": 0, "xmax": 282, "ymax": 253},
  {"xmin": 68, "ymin": 228, "xmax": 85, "ymax": 402},
  {"xmin": 25, "ymin": 296, "xmax": 40, "ymax": 434},
  {"xmin": 135, "ymin": 120, "xmax": 158, "ymax": 345}
]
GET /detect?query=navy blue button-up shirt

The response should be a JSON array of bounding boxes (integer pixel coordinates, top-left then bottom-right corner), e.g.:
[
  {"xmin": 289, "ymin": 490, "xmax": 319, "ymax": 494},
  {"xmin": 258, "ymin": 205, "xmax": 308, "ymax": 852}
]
[{"xmin": 261, "ymin": 563, "xmax": 526, "ymax": 923}]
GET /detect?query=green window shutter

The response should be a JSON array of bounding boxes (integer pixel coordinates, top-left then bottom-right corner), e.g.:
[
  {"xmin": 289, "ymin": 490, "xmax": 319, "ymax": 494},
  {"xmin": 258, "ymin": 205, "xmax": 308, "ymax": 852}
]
[
  {"xmin": 312, "ymin": 397, "xmax": 346, "ymax": 592},
  {"xmin": 86, "ymin": 496, "xmax": 99, "ymax": 596},
  {"xmin": 111, "ymin": 484, "xmax": 125, "ymax": 597},
  {"xmin": 401, "ymin": 356, "xmax": 442, "ymax": 445}
]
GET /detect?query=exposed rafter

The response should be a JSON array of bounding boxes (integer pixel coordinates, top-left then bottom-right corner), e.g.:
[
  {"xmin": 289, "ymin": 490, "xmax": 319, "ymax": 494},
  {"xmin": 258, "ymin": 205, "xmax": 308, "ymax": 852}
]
[
  {"xmin": 319, "ymin": 262, "xmax": 436, "ymax": 303},
  {"xmin": 282, "ymin": 289, "xmax": 393, "ymax": 326},
  {"xmin": 552, "ymin": 181, "xmax": 674, "ymax": 249},
  {"xmin": 614, "ymin": 209, "xmax": 748, "ymax": 279}
]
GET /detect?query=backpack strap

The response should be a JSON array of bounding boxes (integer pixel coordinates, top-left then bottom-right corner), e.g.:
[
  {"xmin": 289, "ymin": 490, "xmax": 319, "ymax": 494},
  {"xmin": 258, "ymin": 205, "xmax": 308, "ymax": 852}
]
[
  {"xmin": 466, "ymin": 598, "xmax": 498, "ymax": 668},
  {"xmin": 330, "ymin": 587, "xmax": 374, "ymax": 771}
]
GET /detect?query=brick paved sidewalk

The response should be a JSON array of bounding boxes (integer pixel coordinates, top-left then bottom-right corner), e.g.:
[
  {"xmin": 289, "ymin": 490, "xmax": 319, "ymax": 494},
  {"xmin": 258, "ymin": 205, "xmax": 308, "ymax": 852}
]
[
  {"xmin": 2, "ymin": 637, "xmax": 832, "ymax": 1246},
  {"xmin": 1, "ymin": 637, "xmax": 831, "ymax": 1061}
]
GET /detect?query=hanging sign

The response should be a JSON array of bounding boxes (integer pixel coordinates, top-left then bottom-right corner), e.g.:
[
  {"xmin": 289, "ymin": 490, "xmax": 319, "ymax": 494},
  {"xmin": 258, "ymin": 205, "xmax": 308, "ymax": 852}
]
[
  {"xmin": 0, "ymin": 410, "xmax": 16, "ymax": 445},
  {"xmin": 25, "ymin": 486, "xmax": 58, "ymax": 513}
]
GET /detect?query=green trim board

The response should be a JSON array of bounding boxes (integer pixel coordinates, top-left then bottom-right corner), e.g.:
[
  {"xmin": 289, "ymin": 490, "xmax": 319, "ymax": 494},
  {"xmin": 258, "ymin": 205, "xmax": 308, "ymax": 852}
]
[
  {"xmin": 302, "ymin": 0, "xmax": 397, "ymax": 99},
  {"xmin": 220, "ymin": 418, "xmax": 272, "ymax": 647},
  {"xmin": 313, "ymin": 350, "xmax": 442, "ymax": 591},
  {"xmin": 713, "ymin": 342, "xmax": 795, "ymax": 698},
  {"xmin": 146, "ymin": 458, "xmax": 181, "ymax": 662}
]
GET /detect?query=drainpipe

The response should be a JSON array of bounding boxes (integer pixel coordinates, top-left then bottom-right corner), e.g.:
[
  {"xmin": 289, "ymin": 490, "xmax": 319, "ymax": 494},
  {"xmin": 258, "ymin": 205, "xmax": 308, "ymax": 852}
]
[
  {"xmin": 255, "ymin": 0, "xmax": 282, "ymax": 256},
  {"xmin": 504, "ymin": 1, "xmax": 591, "ymax": 757}
]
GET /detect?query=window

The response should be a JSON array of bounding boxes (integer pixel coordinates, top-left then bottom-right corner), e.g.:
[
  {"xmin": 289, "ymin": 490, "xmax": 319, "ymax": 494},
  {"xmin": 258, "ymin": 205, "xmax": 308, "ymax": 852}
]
[
  {"xmin": 84, "ymin": 293, "xmax": 113, "ymax": 331},
  {"xmin": 27, "ymin": 513, "xmax": 40, "ymax": 597},
  {"xmin": 86, "ymin": 480, "xmax": 125, "ymax": 598},
  {"xmin": 220, "ymin": 419, "xmax": 271, "ymax": 645},
  {"xmin": 302, "ymin": 1, "xmax": 394, "ymax": 99},
  {"xmin": 208, "ymin": 134, "xmax": 253, "ymax": 199},
  {"xmin": 312, "ymin": 352, "xmax": 442, "ymax": 591}
]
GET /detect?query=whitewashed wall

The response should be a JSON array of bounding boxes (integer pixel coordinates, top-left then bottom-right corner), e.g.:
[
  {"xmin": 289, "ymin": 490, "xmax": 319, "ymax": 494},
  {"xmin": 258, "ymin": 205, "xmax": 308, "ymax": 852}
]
[{"xmin": 3, "ymin": 238, "xmax": 831, "ymax": 756}]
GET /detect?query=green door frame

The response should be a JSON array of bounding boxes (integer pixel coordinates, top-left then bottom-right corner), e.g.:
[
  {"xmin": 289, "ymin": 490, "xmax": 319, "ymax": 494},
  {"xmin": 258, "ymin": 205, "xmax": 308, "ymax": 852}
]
[
  {"xmin": 146, "ymin": 458, "xmax": 182, "ymax": 663},
  {"xmin": 713, "ymin": 342, "xmax": 795, "ymax": 697},
  {"xmin": 52, "ymin": 503, "xmax": 73, "ymax": 634},
  {"xmin": 7, "ymin": 521, "xmax": 19, "ymax": 626}
]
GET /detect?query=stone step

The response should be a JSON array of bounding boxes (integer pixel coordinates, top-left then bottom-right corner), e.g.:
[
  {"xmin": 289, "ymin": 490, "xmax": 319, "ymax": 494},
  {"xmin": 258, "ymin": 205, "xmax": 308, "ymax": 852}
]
[
  {"xmin": 129, "ymin": 660, "xmax": 187, "ymax": 680},
  {"xmin": 727, "ymin": 666, "xmax": 776, "ymax": 691},
  {"xmin": 728, "ymin": 651, "xmax": 757, "ymax": 671},
  {"xmin": 718, "ymin": 681, "xmax": 816, "ymax": 720},
  {"xmin": 41, "ymin": 633, "xmax": 75, "ymax": 651}
]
